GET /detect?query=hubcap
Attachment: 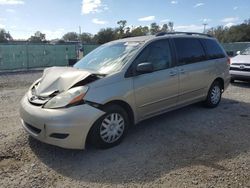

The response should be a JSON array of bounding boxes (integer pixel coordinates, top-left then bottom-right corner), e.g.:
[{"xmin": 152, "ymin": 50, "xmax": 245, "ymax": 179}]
[
  {"xmin": 211, "ymin": 85, "xmax": 221, "ymax": 104},
  {"xmin": 100, "ymin": 113, "xmax": 125, "ymax": 143}
]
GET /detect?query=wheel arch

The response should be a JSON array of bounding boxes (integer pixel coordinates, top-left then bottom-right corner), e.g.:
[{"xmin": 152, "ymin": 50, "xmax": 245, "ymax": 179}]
[
  {"xmin": 213, "ymin": 77, "xmax": 224, "ymax": 91},
  {"xmin": 85, "ymin": 99, "xmax": 135, "ymax": 147},
  {"xmin": 103, "ymin": 100, "xmax": 135, "ymax": 126}
]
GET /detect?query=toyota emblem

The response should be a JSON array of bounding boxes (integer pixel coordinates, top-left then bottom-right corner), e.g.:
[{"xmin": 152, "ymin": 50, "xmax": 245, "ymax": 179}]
[{"xmin": 239, "ymin": 65, "xmax": 245, "ymax": 69}]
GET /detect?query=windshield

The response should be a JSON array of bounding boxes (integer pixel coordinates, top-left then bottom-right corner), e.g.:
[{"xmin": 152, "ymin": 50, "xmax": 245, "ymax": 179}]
[
  {"xmin": 74, "ymin": 41, "xmax": 142, "ymax": 74},
  {"xmin": 241, "ymin": 47, "xmax": 250, "ymax": 55}
]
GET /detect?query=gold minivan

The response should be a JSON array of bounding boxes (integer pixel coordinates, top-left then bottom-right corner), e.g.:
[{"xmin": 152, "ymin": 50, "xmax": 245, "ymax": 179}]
[{"xmin": 20, "ymin": 32, "xmax": 230, "ymax": 149}]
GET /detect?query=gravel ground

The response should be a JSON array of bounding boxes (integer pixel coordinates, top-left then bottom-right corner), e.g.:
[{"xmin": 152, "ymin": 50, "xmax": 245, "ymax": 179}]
[{"xmin": 0, "ymin": 71, "xmax": 250, "ymax": 188}]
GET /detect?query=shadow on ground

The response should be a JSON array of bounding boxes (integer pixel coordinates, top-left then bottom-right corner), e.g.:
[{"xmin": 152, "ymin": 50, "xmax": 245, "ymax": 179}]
[
  {"xmin": 230, "ymin": 81, "xmax": 250, "ymax": 88},
  {"xmin": 29, "ymin": 98, "xmax": 250, "ymax": 183}
]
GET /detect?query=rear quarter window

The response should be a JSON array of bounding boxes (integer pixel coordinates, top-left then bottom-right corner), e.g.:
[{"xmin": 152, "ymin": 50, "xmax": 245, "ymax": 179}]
[{"xmin": 202, "ymin": 39, "xmax": 226, "ymax": 60}]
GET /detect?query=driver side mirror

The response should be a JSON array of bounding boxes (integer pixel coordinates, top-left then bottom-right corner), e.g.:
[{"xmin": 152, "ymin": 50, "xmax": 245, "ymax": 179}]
[{"xmin": 136, "ymin": 62, "xmax": 153, "ymax": 73}]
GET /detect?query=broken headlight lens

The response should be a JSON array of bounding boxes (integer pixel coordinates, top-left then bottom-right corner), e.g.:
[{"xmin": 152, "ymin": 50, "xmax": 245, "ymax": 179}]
[{"xmin": 43, "ymin": 86, "xmax": 88, "ymax": 109}]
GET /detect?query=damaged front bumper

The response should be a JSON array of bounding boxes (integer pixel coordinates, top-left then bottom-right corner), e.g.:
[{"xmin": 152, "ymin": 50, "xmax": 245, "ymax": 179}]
[{"xmin": 20, "ymin": 95, "xmax": 105, "ymax": 149}]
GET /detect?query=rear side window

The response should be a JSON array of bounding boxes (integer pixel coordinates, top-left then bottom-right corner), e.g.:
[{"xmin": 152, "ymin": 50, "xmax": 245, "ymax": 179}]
[
  {"xmin": 173, "ymin": 38, "xmax": 206, "ymax": 65},
  {"xmin": 135, "ymin": 39, "xmax": 172, "ymax": 71},
  {"xmin": 202, "ymin": 39, "xmax": 226, "ymax": 59}
]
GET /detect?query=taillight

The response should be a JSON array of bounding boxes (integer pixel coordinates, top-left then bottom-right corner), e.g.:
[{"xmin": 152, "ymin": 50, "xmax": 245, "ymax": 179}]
[{"xmin": 227, "ymin": 57, "xmax": 231, "ymax": 65}]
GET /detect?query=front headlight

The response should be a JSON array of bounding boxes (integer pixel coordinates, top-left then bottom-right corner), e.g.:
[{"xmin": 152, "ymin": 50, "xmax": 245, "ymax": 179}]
[{"xmin": 43, "ymin": 86, "xmax": 88, "ymax": 109}]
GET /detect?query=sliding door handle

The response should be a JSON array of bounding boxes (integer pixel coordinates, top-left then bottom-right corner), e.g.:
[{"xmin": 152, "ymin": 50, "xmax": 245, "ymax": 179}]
[{"xmin": 179, "ymin": 69, "xmax": 185, "ymax": 74}]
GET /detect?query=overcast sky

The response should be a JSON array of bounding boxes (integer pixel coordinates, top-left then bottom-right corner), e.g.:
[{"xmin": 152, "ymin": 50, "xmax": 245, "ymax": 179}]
[{"xmin": 0, "ymin": 0, "xmax": 249, "ymax": 40}]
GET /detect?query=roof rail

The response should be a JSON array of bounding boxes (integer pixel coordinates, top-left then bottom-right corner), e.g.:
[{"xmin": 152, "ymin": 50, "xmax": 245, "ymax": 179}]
[{"xmin": 155, "ymin": 32, "xmax": 213, "ymax": 38}]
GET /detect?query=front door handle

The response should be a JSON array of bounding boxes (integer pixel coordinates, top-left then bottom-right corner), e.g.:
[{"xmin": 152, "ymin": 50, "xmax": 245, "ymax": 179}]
[{"xmin": 169, "ymin": 71, "xmax": 177, "ymax": 76}]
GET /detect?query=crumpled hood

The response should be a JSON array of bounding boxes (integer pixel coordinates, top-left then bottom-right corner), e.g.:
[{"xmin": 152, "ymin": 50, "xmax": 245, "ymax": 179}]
[
  {"xmin": 35, "ymin": 67, "xmax": 92, "ymax": 97},
  {"xmin": 231, "ymin": 55, "xmax": 250, "ymax": 64}
]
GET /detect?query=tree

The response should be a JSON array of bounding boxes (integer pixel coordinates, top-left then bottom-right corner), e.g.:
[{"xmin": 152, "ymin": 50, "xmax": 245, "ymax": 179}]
[
  {"xmin": 130, "ymin": 26, "xmax": 149, "ymax": 37},
  {"xmin": 161, "ymin": 24, "xmax": 169, "ymax": 32},
  {"xmin": 131, "ymin": 26, "xmax": 144, "ymax": 37},
  {"xmin": 150, "ymin": 23, "xmax": 160, "ymax": 34},
  {"xmin": 142, "ymin": 26, "xmax": 150, "ymax": 35},
  {"xmin": 168, "ymin": 22, "xmax": 174, "ymax": 32},
  {"xmin": 207, "ymin": 26, "xmax": 226, "ymax": 42},
  {"xmin": 124, "ymin": 26, "xmax": 132, "ymax": 37},
  {"xmin": 62, "ymin": 32, "xmax": 78, "ymax": 41},
  {"xmin": 79, "ymin": 32, "xmax": 94, "ymax": 44},
  {"xmin": 117, "ymin": 20, "xmax": 127, "ymax": 38},
  {"xmin": 95, "ymin": 28, "xmax": 116, "ymax": 44},
  {"xmin": 0, "ymin": 29, "xmax": 13, "ymax": 42},
  {"xmin": 227, "ymin": 23, "xmax": 250, "ymax": 42},
  {"xmin": 207, "ymin": 18, "xmax": 250, "ymax": 42},
  {"xmin": 28, "ymin": 31, "xmax": 46, "ymax": 43}
]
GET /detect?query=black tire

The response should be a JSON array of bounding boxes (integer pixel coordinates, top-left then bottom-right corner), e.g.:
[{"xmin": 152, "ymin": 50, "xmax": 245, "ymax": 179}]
[
  {"xmin": 88, "ymin": 104, "xmax": 129, "ymax": 149},
  {"xmin": 230, "ymin": 79, "xmax": 235, "ymax": 83},
  {"xmin": 204, "ymin": 81, "xmax": 222, "ymax": 108}
]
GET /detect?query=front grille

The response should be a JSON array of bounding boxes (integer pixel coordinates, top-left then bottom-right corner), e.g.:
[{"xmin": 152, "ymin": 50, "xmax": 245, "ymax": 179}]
[
  {"xmin": 230, "ymin": 67, "xmax": 250, "ymax": 72},
  {"xmin": 231, "ymin": 63, "xmax": 250, "ymax": 66},
  {"xmin": 24, "ymin": 122, "xmax": 41, "ymax": 134}
]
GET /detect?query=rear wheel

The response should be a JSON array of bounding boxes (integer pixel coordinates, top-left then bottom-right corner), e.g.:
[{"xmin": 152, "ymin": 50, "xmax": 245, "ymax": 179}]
[
  {"xmin": 89, "ymin": 104, "xmax": 129, "ymax": 149},
  {"xmin": 204, "ymin": 81, "xmax": 222, "ymax": 108}
]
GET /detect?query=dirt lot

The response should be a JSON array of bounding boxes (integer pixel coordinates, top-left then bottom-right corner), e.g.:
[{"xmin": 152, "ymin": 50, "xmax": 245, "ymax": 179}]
[{"xmin": 0, "ymin": 71, "xmax": 249, "ymax": 188}]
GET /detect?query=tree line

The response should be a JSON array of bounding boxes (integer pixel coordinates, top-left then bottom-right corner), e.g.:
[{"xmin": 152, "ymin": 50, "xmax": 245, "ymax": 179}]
[
  {"xmin": 0, "ymin": 21, "xmax": 173, "ymax": 44},
  {"xmin": 0, "ymin": 18, "xmax": 249, "ymax": 44},
  {"xmin": 61, "ymin": 20, "xmax": 174, "ymax": 44},
  {"xmin": 207, "ymin": 19, "xmax": 250, "ymax": 43}
]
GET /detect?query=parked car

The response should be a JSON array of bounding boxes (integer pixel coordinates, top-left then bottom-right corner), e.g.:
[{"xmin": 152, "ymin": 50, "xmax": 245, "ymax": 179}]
[
  {"xmin": 230, "ymin": 47, "xmax": 250, "ymax": 82},
  {"xmin": 20, "ymin": 32, "xmax": 230, "ymax": 149}
]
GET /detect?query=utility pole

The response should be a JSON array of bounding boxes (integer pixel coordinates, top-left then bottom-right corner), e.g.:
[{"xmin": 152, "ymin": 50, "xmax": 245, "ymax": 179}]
[
  {"xmin": 78, "ymin": 26, "xmax": 82, "ymax": 41},
  {"xmin": 203, "ymin": 23, "xmax": 208, "ymax": 33},
  {"xmin": 79, "ymin": 26, "xmax": 82, "ymax": 36},
  {"xmin": 78, "ymin": 26, "xmax": 82, "ymax": 59}
]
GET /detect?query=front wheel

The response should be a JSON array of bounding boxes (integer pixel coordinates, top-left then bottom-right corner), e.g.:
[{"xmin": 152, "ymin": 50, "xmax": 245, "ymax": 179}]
[
  {"xmin": 204, "ymin": 81, "xmax": 222, "ymax": 108},
  {"xmin": 88, "ymin": 104, "xmax": 129, "ymax": 149}
]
